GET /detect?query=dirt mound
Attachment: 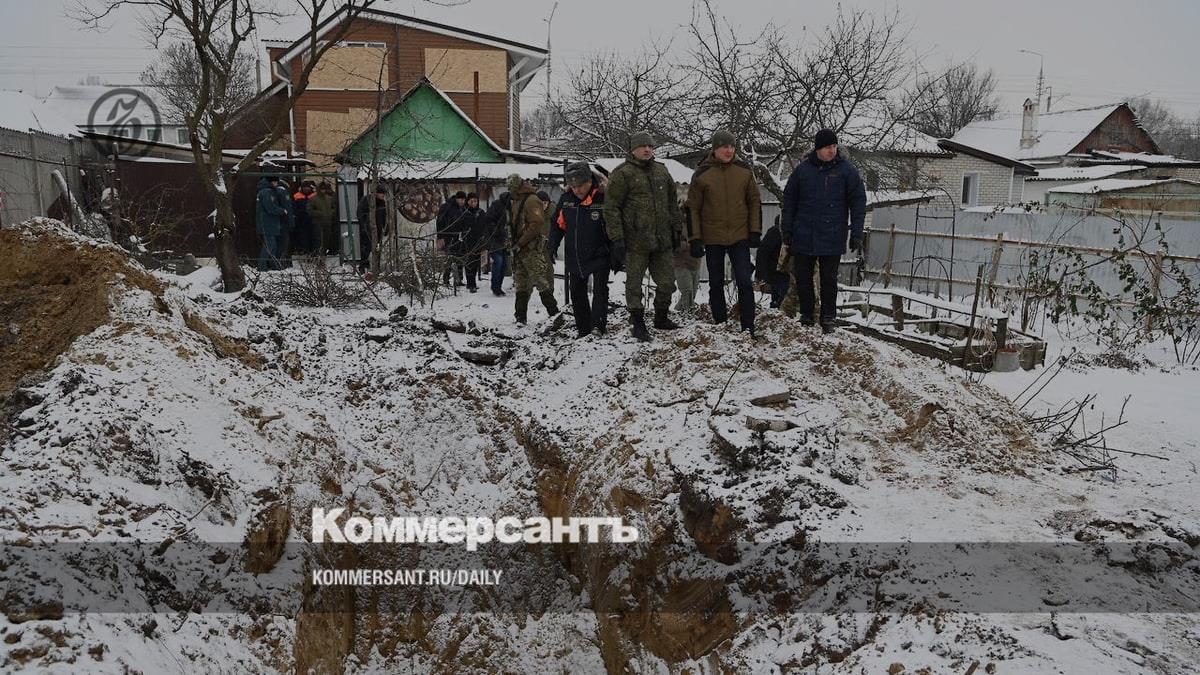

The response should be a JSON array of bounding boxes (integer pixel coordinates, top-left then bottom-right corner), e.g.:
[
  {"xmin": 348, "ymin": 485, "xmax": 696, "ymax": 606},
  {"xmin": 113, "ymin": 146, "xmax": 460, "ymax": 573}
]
[{"xmin": 0, "ymin": 219, "xmax": 162, "ymax": 397}]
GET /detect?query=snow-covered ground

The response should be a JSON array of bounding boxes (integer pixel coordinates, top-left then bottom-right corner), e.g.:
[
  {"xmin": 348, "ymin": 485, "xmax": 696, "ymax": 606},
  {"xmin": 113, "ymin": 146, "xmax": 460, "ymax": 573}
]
[{"xmin": 1, "ymin": 224, "xmax": 1196, "ymax": 673}]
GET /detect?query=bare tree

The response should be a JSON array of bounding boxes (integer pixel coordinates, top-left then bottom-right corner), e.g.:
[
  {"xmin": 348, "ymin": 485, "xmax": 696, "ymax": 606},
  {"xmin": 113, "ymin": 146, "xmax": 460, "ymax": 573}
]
[
  {"xmin": 141, "ymin": 41, "xmax": 257, "ymax": 138},
  {"xmin": 547, "ymin": 46, "xmax": 694, "ymax": 157},
  {"xmin": 1129, "ymin": 96, "xmax": 1200, "ymax": 159},
  {"xmin": 904, "ymin": 62, "xmax": 1001, "ymax": 139},
  {"xmin": 74, "ymin": 0, "xmax": 386, "ymax": 293},
  {"xmin": 677, "ymin": 1, "xmax": 934, "ymax": 198}
]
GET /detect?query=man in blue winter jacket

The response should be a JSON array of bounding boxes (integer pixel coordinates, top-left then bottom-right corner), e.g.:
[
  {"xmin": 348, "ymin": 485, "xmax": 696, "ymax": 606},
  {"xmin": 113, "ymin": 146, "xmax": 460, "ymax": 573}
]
[
  {"xmin": 255, "ymin": 176, "xmax": 287, "ymax": 271},
  {"xmin": 781, "ymin": 129, "xmax": 867, "ymax": 333}
]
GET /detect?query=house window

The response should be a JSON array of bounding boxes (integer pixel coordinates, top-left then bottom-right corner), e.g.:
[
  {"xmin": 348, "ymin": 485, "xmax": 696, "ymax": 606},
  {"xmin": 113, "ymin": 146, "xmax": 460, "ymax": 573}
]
[
  {"xmin": 176, "ymin": 128, "xmax": 189, "ymax": 145},
  {"xmin": 961, "ymin": 172, "xmax": 980, "ymax": 207}
]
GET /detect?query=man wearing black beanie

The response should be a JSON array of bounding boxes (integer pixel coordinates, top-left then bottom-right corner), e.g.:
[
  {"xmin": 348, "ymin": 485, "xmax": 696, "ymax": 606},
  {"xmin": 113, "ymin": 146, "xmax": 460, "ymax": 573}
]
[{"xmin": 780, "ymin": 128, "xmax": 866, "ymax": 333}]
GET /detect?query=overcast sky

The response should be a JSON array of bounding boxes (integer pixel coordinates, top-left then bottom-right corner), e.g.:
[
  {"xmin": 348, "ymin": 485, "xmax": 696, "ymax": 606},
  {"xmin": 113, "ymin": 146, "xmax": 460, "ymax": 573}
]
[{"xmin": 2, "ymin": 0, "xmax": 1197, "ymax": 119}]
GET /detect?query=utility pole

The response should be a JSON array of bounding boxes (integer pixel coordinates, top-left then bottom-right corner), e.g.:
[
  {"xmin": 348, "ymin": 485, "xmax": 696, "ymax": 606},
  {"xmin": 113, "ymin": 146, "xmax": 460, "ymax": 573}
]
[
  {"xmin": 1019, "ymin": 49, "xmax": 1045, "ymax": 110},
  {"xmin": 544, "ymin": 2, "xmax": 558, "ymax": 106}
]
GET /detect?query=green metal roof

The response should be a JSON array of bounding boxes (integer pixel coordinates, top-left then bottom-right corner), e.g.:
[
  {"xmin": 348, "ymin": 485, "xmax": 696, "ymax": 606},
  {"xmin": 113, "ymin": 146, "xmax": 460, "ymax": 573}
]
[{"xmin": 342, "ymin": 80, "xmax": 504, "ymax": 165}]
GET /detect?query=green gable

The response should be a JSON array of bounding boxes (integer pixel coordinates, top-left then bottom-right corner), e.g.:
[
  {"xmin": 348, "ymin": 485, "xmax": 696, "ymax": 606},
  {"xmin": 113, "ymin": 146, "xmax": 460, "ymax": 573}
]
[{"xmin": 343, "ymin": 82, "xmax": 503, "ymax": 164}]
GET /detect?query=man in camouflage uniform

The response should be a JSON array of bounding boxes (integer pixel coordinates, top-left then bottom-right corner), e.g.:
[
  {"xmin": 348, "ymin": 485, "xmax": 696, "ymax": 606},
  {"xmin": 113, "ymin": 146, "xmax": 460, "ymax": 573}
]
[
  {"xmin": 603, "ymin": 130, "xmax": 682, "ymax": 342},
  {"xmin": 507, "ymin": 174, "xmax": 559, "ymax": 324}
]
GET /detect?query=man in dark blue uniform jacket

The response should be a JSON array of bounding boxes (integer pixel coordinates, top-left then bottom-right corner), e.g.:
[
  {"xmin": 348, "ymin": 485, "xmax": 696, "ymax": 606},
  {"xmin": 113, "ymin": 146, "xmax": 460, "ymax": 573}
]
[
  {"xmin": 550, "ymin": 162, "xmax": 611, "ymax": 338},
  {"xmin": 781, "ymin": 128, "xmax": 867, "ymax": 333}
]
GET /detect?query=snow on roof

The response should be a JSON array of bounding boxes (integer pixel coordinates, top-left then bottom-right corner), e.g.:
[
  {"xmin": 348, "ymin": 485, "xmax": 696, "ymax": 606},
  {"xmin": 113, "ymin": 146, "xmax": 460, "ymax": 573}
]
[
  {"xmin": 1045, "ymin": 178, "xmax": 1178, "ymax": 194},
  {"xmin": 1089, "ymin": 150, "xmax": 1199, "ymax": 165},
  {"xmin": 362, "ymin": 161, "xmax": 566, "ymax": 182},
  {"xmin": 950, "ymin": 103, "xmax": 1121, "ymax": 161},
  {"xmin": 0, "ymin": 90, "xmax": 78, "ymax": 137},
  {"xmin": 840, "ymin": 114, "xmax": 949, "ymax": 156},
  {"xmin": 40, "ymin": 84, "xmax": 179, "ymax": 126},
  {"xmin": 866, "ymin": 190, "xmax": 938, "ymax": 207},
  {"xmin": 592, "ymin": 157, "xmax": 696, "ymax": 184},
  {"xmin": 1029, "ymin": 165, "xmax": 1146, "ymax": 181}
]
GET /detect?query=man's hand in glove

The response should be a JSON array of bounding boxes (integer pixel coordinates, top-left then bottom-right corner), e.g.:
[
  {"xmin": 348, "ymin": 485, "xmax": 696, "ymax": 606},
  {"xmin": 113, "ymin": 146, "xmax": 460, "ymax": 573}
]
[
  {"xmin": 689, "ymin": 239, "xmax": 705, "ymax": 259},
  {"xmin": 748, "ymin": 231, "xmax": 761, "ymax": 248},
  {"xmin": 610, "ymin": 240, "xmax": 626, "ymax": 271},
  {"xmin": 848, "ymin": 237, "xmax": 862, "ymax": 253}
]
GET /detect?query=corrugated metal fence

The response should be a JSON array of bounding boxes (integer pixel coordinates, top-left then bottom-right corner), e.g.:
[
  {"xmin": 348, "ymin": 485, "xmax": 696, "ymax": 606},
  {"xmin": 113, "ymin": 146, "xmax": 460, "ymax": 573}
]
[
  {"xmin": 862, "ymin": 206, "xmax": 1200, "ymax": 318},
  {"xmin": 0, "ymin": 128, "xmax": 95, "ymax": 227}
]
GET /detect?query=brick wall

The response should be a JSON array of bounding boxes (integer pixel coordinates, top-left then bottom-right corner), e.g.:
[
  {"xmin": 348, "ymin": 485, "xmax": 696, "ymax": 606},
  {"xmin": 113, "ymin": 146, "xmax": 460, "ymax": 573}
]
[{"xmin": 918, "ymin": 153, "xmax": 1016, "ymax": 209}]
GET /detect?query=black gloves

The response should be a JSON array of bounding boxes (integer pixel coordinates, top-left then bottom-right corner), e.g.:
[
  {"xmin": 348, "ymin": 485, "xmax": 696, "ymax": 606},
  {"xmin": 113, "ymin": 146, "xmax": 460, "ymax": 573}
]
[
  {"xmin": 848, "ymin": 237, "xmax": 862, "ymax": 253},
  {"xmin": 610, "ymin": 240, "xmax": 626, "ymax": 271},
  {"xmin": 689, "ymin": 239, "xmax": 705, "ymax": 259},
  {"xmin": 749, "ymin": 231, "xmax": 761, "ymax": 248}
]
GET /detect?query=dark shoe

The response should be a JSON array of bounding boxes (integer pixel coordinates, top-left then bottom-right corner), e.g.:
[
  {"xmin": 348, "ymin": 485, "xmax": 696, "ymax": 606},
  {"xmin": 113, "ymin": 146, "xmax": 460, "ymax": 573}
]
[
  {"xmin": 493, "ymin": 289, "xmax": 505, "ymax": 297},
  {"xmin": 653, "ymin": 306, "xmax": 680, "ymax": 330},
  {"xmin": 821, "ymin": 322, "xmax": 836, "ymax": 334},
  {"xmin": 800, "ymin": 316, "xmax": 815, "ymax": 327},
  {"xmin": 631, "ymin": 309, "xmax": 651, "ymax": 342},
  {"xmin": 742, "ymin": 325, "xmax": 756, "ymax": 340},
  {"xmin": 467, "ymin": 286, "xmax": 478, "ymax": 293},
  {"xmin": 515, "ymin": 291, "xmax": 531, "ymax": 325},
  {"xmin": 595, "ymin": 322, "xmax": 608, "ymax": 336},
  {"xmin": 540, "ymin": 291, "xmax": 560, "ymax": 317}
]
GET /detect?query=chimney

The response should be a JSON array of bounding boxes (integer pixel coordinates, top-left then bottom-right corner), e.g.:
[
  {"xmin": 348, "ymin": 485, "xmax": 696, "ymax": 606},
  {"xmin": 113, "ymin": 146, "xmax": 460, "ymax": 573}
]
[{"xmin": 1020, "ymin": 98, "xmax": 1039, "ymax": 149}]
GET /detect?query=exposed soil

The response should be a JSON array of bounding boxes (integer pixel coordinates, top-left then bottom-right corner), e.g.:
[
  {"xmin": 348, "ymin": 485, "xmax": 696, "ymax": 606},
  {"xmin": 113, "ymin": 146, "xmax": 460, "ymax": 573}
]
[{"xmin": 0, "ymin": 220, "xmax": 162, "ymax": 397}]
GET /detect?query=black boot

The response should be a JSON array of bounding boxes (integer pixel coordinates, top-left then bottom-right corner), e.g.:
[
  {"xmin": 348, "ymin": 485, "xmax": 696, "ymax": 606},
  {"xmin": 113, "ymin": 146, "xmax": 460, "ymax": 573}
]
[
  {"xmin": 630, "ymin": 309, "xmax": 651, "ymax": 342},
  {"xmin": 653, "ymin": 305, "xmax": 680, "ymax": 330},
  {"xmin": 515, "ymin": 291, "xmax": 531, "ymax": 325},
  {"xmin": 540, "ymin": 290, "xmax": 560, "ymax": 317}
]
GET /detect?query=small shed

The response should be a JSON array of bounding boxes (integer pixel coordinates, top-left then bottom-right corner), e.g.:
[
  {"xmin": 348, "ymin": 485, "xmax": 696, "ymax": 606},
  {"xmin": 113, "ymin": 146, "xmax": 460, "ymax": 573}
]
[{"xmin": 1045, "ymin": 178, "xmax": 1200, "ymax": 216}]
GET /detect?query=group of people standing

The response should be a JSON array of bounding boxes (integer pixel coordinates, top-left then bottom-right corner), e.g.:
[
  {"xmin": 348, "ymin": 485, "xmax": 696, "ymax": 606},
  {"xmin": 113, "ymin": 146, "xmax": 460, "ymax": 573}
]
[
  {"xmin": 253, "ymin": 176, "xmax": 338, "ymax": 271},
  {"xmin": 261, "ymin": 125, "xmax": 867, "ymax": 340},
  {"xmin": 503, "ymin": 126, "xmax": 866, "ymax": 340}
]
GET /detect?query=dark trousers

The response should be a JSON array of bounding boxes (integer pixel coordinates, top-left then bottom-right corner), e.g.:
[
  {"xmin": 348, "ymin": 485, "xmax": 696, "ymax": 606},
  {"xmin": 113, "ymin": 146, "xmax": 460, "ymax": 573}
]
[
  {"xmin": 568, "ymin": 268, "xmax": 609, "ymax": 335},
  {"xmin": 794, "ymin": 254, "xmax": 841, "ymax": 323},
  {"xmin": 769, "ymin": 278, "xmax": 789, "ymax": 307},
  {"xmin": 462, "ymin": 250, "xmax": 481, "ymax": 289},
  {"xmin": 258, "ymin": 232, "xmax": 282, "ymax": 271},
  {"xmin": 705, "ymin": 240, "xmax": 755, "ymax": 329},
  {"xmin": 489, "ymin": 250, "xmax": 508, "ymax": 292},
  {"xmin": 358, "ymin": 224, "xmax": 377, "ymax": 273}
]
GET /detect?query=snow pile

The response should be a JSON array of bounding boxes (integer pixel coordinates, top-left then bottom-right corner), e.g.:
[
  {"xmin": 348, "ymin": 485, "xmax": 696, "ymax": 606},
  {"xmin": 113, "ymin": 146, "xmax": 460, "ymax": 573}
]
[{"xmin": 1, "ymin": 222, "xmax": 1197, "ymax": 673}]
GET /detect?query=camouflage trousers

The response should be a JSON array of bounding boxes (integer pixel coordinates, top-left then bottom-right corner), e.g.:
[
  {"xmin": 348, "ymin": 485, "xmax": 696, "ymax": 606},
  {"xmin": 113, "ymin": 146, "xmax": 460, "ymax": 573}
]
[
  {"xmin": 624, "ymin": 248, "xmax": 676, "ymax": 312},
  {"xmin": 512, "ymin": 245, "xmax": 554, "ymax": 294}
]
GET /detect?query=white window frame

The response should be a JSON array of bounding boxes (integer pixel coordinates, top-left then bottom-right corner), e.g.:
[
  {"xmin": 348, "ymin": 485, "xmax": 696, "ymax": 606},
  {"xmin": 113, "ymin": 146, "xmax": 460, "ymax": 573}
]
[{"xmin": 961, "ymin": 172, "xmax": 981, "ymax": 207}]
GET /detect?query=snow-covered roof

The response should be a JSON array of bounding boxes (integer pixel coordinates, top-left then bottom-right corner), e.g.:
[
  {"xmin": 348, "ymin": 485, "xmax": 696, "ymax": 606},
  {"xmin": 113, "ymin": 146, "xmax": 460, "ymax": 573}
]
[
  {"xmin": 0, "ymin": 90, "xmax": 78, "ymax": 137},
  {"xmin": 1029, "ymin": 165, "xmax": 1146, "ymax": 182},
  {"xmin": 1088, "ymin": 150, "xmax": 1200, "ymax": 165},
  {"xmin": 1045, "ymin": 178, "xmax": 1191, "ymax": 194},
  {"xmin": 40, "ymin": 84, "xmax": 181, "ymax": 126},
  {"xmin": 866, "ymin": 190, "xmax": 938, "ymax": 207},
  {"xmin": 592, "ymin": 157, "xmax": 696, "ymax": 184},
  {"xmin": 361, "ymin": 161, "xmax": 566, "ymax": 182},
  {"xmin": 840, "ymin": 115, "xmax": 950, "ymax": 156},
  {"xmin": 950, "ymin": 103, "xmax": 1121, "ymax": 161}
]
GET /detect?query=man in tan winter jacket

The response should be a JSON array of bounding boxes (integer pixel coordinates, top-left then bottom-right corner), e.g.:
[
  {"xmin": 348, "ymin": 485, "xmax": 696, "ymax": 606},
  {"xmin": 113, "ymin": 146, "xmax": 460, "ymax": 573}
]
[
  {"xmin": 686, "ymin": 129, "xmax": 762, "ymax": 336},
  {"xmin": 507, "ymin": 174, "xmax": 559, "ymax": 324}
]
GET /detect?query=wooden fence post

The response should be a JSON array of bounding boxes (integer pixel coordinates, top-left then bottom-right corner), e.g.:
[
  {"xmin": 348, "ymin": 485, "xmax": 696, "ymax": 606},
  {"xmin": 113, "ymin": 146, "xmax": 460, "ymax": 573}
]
[
  {"xmin": 882, "ymin": 223, "xmax": 896, "ymax": 288},
  {"xmin": 1148, "ymin": 247, "xmax": 1164, "ymax": 333},
  {"xmin": 987, "ymin": 232, "xmax": 1005, "ymax": 304},
  {"xmin": 962, "ymin": 265, "xmax": 985, "ymax": 368}
]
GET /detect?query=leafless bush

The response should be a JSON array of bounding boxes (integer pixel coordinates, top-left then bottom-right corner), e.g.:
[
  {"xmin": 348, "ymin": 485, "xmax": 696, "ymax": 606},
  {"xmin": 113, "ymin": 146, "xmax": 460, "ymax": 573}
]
[
  {"xmin": 379, "ymin": 242, "xmax": 448, "ymax": 308},
  {"xmin": 254, "ymin": 258, "xmax": 382, "ymax": 309}
]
